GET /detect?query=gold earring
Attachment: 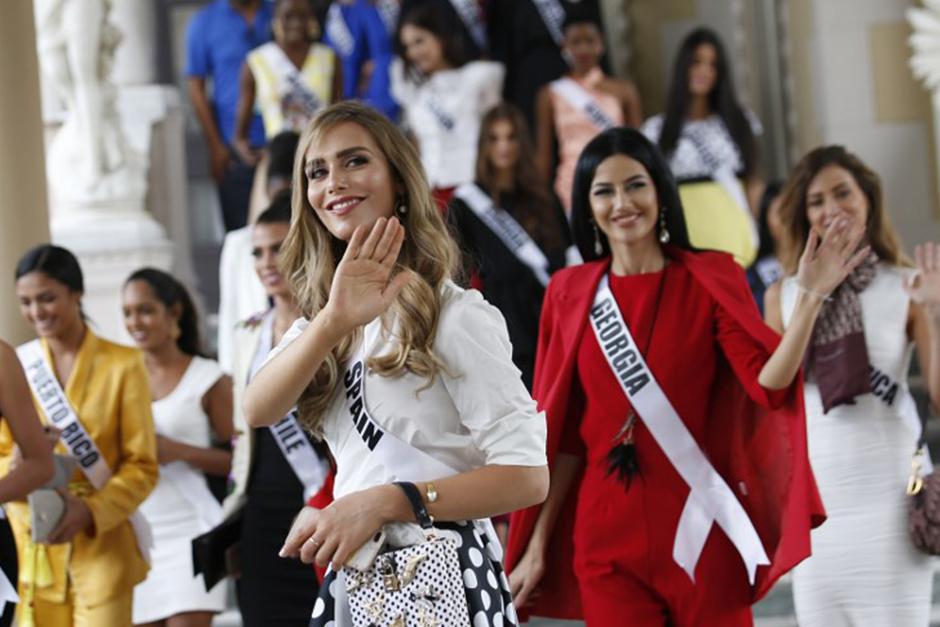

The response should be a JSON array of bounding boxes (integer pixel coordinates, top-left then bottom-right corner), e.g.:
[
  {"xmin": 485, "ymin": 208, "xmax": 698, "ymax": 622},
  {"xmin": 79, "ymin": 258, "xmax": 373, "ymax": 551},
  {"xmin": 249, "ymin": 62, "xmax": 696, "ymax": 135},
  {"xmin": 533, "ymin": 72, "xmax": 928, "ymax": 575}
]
[
  {"xmin": 171, "ymin": 321, "xmax": 181, "ymax": 341},
  {"xmin": 273, "ymin": 21, "xmax": 285, "ymax": 41},
  {"xmin": 307, "ymin": 19, "xmax": 321, "ymax": 41}
]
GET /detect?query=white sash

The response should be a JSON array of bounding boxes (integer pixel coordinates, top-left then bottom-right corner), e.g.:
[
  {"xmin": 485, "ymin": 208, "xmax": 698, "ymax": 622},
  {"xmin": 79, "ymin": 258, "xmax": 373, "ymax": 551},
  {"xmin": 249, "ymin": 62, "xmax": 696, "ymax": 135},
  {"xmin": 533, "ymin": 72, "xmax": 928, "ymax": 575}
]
[
  {"xmin": 550, "ymin": 77, "xmax": 617, "ymax": 131},
  {"xmin": 448, "ymin": 0, "xmax": 487, "ymax": 50},
  {"xmin": 684, "ymin": 123, "xmax": 759, "ymax": 250},
  {"xmin": 0, "ymin": 560, "xmax": 16, "ymax": 616},
  {"xmin": 423, "ymin": 92, "xmax": 456, "ymax": 131},
  {"xmin": 589, "ymin": 277, "xmax": 769, "ymax": 583},
  {"xmin": 869, "ymin": 365, "xmax": 933, "ymax": 474},
  {"xmin": 251, "ymin": 312, "xmax": 331, "ymax": 501},
  {"xmin": 376, "ymin": 0, "xmax": 400, "ymax": 35},
  {"xmin": 455, "ymin": 183, "xmax": 551, "ymax": 287},
  {"xmin": 532, "ymin": 0, "xmax": 565, "ymax": 46},
  {"xmin": 326, "ymin": 2, "xmax": 355, "ymax": 57},
  {"xmin": 341, "ymin": 324, "xmax": 503, "ymax": 553},
  {"xmin": 260, "ymin": 44, "xmax": 324, "ymax": 116},
  {"xmin": 16, "ymin": 340, "xmax": 152, "ymax": 561}
]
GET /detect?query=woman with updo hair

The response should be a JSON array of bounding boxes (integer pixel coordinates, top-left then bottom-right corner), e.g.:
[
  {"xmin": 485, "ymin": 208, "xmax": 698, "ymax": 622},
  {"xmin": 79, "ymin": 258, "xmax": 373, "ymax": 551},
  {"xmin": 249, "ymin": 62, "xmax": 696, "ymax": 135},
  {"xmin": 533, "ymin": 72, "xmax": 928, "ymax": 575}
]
[
  {"xmin": 122, "ymin": 268, "xmax": 233, "ymax": 627},
  {"xmin": 765, "ymin": 145, "xmax": 940, "ymax": 627},
  {"xmin": 2, "ymin": 244, "xmax": 157, "ymax": 627}
]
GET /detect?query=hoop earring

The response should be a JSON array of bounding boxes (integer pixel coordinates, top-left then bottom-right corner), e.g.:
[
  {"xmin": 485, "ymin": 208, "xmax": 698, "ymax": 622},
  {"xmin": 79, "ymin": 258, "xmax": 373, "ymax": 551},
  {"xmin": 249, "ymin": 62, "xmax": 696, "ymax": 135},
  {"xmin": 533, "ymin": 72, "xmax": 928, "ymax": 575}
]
[
  {"xmin": 659, "ymin": 209, "xmax": 671, "ymax": 244},
  {"xmin": 592, "ymin": 222, "xmax": 603, "ymax": 256}
]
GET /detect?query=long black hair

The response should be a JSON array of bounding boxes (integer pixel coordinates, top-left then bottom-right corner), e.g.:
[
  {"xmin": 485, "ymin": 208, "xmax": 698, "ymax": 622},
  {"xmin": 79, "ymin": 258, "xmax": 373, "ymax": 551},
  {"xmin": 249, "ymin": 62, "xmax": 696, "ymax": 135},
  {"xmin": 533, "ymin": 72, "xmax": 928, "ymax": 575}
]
[
  {"xmin": 125, "ymin": 268, "xmax": 204, "ymax": 357},
  {"xmin": 571, "ymin": 128, "xmax": 692, "ymax": 262},
  {"xmin": 395, "ymin": 3, "xmax": 470, "ymax": 83},
  {"xmin": 15, "ymin": 244, "xmax": 84, "ymax": 293},
  {"xmin": 658, "ymin": 27, "xmax": 756, "ymax": 177}
]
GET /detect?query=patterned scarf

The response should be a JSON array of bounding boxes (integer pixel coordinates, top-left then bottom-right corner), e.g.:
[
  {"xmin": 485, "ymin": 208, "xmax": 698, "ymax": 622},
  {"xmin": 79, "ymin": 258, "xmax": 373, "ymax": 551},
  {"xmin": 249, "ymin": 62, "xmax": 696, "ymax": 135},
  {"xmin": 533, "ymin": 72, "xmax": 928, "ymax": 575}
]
[{"xmin": 807, "ymin": 252, "xmax": 879, "ymax": 412}]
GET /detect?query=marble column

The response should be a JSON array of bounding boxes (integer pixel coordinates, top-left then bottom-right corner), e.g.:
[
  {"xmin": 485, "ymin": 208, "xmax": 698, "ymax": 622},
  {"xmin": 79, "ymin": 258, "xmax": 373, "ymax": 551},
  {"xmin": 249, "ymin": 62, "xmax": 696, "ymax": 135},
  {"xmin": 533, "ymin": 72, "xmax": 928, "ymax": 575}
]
[{"xmin": 0, "ymin": 0, "xmax": 51, "ymax": 344}]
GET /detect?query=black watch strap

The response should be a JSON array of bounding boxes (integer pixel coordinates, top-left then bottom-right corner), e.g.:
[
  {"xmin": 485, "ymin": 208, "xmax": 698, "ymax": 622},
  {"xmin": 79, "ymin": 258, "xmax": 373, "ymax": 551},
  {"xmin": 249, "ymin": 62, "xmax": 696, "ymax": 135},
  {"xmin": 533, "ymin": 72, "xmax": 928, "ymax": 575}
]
[{"xmin": 393, "ymin": 481, "xmax": 433, "ymax": 529}]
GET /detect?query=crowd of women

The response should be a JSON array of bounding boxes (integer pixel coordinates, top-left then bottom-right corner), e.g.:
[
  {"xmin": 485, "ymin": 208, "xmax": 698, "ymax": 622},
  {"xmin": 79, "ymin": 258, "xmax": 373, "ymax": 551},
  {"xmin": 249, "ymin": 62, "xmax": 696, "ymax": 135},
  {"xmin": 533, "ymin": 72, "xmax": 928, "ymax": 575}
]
[{"xmin": 0, "ymin": 1, "xmax": 939, "ymax": 626}]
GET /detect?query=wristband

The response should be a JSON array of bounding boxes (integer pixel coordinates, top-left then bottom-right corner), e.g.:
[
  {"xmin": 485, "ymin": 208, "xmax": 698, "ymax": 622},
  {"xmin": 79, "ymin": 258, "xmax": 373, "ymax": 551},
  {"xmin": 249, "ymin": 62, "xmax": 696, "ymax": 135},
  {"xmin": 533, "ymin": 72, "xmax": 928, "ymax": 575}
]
[{"xmin": 393, "ymin": 481, "xmax": 433, "ymax": 529}]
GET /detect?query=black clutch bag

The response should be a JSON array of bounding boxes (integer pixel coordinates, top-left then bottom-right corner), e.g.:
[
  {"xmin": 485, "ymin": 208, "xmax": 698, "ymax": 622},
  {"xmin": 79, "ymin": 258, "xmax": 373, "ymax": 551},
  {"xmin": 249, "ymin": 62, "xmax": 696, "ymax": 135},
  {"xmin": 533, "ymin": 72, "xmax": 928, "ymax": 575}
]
[{"xmin": 191, "ymin": 508, "xmax": 243, "ymax": 591}]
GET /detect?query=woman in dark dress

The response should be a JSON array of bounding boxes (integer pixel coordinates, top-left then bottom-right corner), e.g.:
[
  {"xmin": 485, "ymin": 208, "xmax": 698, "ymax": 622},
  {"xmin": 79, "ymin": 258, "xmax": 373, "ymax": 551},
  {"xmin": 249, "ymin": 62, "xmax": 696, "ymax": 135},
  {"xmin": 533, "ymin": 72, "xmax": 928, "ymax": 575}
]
[{"xmin": 448, "ymin": 102, "xmax": 573, "ymax": 389}]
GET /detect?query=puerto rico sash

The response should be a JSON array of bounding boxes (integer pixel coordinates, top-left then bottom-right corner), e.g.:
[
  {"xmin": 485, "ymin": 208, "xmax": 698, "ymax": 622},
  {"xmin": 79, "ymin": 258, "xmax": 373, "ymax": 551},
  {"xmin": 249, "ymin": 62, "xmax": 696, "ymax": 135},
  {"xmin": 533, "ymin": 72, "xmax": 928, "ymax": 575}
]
[
  {"xmin": 590, "ymin": 277, "xmax": 769, "ymax": 583},
  {"xmin": 532, "ymin": 0, "xmax": 565, "ymax": 46},
  {"xmin": 550, "ymin": 77, "xmax": 617, "ymax": 131},
  {"xmin": 455, "ymin": 183, "xmax": 551, "ymax": 287},
  {"xmin": 250, "ymin": 312, "xmax": 331, "ymax": 500},
  {"xmin": 16, "ymin": 340, "xmax": 152, "ymax": 561}
]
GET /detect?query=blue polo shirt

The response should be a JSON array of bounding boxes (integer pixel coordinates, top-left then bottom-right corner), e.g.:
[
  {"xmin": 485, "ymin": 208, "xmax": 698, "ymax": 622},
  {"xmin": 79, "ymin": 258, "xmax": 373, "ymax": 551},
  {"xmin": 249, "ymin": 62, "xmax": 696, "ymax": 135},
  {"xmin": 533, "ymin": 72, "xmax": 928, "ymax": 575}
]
[{"xmin": 186, "ymin": 0, "xmax": 273, "ymax": 147}]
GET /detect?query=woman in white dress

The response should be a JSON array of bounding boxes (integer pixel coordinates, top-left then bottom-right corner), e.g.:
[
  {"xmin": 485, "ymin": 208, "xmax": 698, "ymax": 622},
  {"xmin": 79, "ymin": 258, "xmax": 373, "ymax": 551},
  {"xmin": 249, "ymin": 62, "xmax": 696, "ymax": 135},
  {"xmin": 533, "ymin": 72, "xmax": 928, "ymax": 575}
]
[
  {"xmin": 391, "ymin": 2, "xmax": 504, "ymax": 206},
  {"xmin": 243, "ymin": 101, "xmax": 548, "ymax": 626},
  {"xmin": 765, "ymin": 145, "xmax": 940, "ymax": 626},
  {"xmin": 122, "ymin": 268, "xmax": 234, "ymax": 627}
]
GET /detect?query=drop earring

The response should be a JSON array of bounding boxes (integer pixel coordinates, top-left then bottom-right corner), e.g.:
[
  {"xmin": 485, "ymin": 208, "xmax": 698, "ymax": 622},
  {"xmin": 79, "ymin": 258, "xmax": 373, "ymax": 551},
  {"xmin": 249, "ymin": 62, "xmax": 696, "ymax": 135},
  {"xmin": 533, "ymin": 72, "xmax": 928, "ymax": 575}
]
[
  {"xmin": 659, "ymin": 209, "xmax": 670, "ymax": 244},
  {"xmin": 592, "ymin": 222, "xmax": 603, "ymax": 256}
]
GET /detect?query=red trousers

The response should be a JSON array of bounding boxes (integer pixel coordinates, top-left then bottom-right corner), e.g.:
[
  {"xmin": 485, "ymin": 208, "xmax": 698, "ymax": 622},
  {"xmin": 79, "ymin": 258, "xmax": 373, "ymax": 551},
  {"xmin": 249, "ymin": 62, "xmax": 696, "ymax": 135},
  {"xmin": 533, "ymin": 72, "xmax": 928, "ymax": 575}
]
[{"xmin": 575, "ymin": 526, "xmax": 754, "ymax": 627}]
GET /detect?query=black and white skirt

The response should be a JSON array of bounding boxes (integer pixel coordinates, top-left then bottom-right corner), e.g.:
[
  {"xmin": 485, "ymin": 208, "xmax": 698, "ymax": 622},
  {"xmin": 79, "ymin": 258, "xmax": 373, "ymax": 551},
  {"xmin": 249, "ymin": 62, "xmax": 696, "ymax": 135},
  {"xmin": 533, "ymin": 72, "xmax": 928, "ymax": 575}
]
[{"xmin": 310, "ymin": 520, "xmax": 519, "ymax": 627}]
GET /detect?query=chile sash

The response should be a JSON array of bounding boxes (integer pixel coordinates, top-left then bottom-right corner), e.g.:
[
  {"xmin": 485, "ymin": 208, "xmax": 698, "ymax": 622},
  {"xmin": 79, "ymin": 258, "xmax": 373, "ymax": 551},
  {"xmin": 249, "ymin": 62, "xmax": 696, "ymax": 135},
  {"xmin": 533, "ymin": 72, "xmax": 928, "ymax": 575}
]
[
  {"xmin": 251, "ymin": 312, "xmax": 331, "ymax": 501},
  {"xmin": 16, "ymin": 340, "xmax": 152, "ymax": 561},
  {"xmin": 589, "ymin": 276, "xmax": 769, "ymax": 583}
]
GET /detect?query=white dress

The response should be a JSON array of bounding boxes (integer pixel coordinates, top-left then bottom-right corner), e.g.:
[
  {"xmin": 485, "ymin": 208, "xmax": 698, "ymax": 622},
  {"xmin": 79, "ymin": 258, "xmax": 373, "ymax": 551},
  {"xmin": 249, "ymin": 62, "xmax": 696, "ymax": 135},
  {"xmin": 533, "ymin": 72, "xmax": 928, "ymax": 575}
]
[
  {"xmin": 781, "ymin": 265, "xmax": 933, "ymax": 626},
  {"xmin": 132, "ymin": 356, "xmax": 228, "ymax": 623}
]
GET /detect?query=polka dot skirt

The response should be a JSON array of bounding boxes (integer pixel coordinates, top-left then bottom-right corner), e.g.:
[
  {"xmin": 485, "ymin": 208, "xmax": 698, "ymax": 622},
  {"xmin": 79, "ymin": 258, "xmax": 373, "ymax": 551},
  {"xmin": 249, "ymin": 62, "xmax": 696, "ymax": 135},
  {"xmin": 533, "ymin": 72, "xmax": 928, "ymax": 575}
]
[{"xmin": 309, "ymin": 520, "xmax": 519, "ymax": 627}]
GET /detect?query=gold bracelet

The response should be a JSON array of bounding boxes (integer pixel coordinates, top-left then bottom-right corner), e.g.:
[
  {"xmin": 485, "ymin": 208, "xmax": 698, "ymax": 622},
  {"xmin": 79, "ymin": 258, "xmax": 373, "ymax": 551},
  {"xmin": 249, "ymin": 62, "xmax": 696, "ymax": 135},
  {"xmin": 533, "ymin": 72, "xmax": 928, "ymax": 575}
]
[{"xmin": 425, "ymin": 482, "xmax": 438, "ymax": 503}]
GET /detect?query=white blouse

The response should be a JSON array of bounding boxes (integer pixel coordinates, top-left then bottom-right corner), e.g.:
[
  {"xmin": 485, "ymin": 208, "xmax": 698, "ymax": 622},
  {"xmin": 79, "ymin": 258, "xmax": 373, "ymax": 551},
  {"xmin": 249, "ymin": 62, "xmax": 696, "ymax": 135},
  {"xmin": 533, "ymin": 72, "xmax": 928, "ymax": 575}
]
[
  {"xmin": 265, "ymin": 282, "xmax": 546, "ymax": 499},
  {"xmin": 390, "ymin": 60, "xmax": 504, "ymax": 188},
  {"xmin": 641, "ymin": 112, "xmax": 762, "ymax": 180}
]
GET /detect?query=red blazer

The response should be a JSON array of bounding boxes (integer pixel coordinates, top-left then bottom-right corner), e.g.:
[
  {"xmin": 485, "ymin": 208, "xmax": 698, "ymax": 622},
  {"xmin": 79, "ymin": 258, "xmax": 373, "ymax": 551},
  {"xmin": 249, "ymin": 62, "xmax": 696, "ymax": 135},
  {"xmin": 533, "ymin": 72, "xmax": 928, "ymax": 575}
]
[{"xmin": 505, "ymin": 249, "xmax": 825, "ymax": 620}]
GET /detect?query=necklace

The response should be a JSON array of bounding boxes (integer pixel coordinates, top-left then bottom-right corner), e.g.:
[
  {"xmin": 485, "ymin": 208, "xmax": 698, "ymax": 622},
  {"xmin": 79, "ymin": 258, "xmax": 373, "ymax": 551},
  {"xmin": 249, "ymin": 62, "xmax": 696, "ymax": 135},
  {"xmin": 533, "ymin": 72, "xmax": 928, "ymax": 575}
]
[{"xmin": 606, "ymin": 261, "xmax": 669, "ymax": 487}]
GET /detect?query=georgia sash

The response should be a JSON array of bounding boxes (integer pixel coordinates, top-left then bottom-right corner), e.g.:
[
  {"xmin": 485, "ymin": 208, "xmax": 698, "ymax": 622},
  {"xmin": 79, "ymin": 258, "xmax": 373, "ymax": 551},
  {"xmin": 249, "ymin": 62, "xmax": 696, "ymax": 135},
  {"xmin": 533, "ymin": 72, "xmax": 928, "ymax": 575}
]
[
  {"xmin": 16, "ymin": 340, "xmax": 153, "ymax": 561},
  {"xmin": 589, "ymin": 276, "xmax": 769, "ymax": 583}
]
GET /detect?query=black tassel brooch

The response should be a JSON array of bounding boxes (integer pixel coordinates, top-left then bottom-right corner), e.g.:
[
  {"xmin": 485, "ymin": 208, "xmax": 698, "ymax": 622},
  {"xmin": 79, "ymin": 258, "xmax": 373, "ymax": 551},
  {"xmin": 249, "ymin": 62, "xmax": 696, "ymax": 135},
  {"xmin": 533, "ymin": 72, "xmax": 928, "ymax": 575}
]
[{"xmin": 607, "ymin": 412, "xmax": 639, "ymax": 487}]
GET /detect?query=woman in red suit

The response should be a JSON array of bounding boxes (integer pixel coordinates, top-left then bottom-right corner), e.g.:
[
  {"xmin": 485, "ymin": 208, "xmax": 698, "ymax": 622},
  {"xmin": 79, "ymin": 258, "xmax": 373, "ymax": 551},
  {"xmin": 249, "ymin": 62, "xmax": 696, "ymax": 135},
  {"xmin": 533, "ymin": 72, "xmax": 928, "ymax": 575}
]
[{"xmin": 506, "ymin": 128, "xmax": 870, "ymax": 625}]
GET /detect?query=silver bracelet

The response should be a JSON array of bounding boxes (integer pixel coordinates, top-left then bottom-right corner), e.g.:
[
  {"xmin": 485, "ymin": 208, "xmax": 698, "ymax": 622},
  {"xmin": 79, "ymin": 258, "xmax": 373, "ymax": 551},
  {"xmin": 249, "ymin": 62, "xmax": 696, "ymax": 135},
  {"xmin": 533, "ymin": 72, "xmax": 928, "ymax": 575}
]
[{"xmin": 797, "ymin": 283, "xmax": 832, "ymax": 302}]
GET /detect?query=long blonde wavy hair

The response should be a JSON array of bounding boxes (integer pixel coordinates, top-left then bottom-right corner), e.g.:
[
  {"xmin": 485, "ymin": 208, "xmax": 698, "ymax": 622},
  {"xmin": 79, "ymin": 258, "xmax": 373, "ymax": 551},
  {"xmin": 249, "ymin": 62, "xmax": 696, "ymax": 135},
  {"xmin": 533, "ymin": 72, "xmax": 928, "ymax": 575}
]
[{"xmin": 279, "ymin": 102, "xmax": 459, "ymax": 434}]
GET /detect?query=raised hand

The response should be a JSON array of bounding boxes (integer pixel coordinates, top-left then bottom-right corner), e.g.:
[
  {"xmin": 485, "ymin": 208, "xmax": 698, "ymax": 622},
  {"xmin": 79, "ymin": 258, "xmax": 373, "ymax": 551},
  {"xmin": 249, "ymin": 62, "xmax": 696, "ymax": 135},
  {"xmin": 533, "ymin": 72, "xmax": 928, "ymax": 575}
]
[
  {"xmin": 796, "ymin": 219, "xmax": 871, "ymax": 298},
  {"xmin": 904, "ymin": 242, "xmax": 940, "ymax": 320},
  {"xmin": 323, "ymin": 217, "xmax": 413, "ymax": 334}
]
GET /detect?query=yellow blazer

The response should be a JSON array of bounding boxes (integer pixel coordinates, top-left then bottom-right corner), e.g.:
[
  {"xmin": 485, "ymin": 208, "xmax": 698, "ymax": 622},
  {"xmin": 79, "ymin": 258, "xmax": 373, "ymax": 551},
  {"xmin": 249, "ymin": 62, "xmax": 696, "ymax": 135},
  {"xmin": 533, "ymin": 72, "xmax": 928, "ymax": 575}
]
[{"xmin": 0, "ymin": 329, "xmax": 158, "ymax": 606}]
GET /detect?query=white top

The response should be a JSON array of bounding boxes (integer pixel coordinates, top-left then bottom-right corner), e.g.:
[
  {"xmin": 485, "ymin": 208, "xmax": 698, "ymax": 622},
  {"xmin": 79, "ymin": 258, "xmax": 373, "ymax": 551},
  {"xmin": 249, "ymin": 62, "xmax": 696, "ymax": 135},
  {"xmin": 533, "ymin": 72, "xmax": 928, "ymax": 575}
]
[
  {"xmin": 265, "ymin": 282, "xmax": 546, "ymax": 499},
  {"xmin": 390, "ymin": 60, "xmax": 504, "ymax": 188},
  {"xmin": 217, "ymin": 226, "xmax": 268, "ymax": 373},
  {"xmin": 641, "ymin": 112, "xmax": 762, "ymax": 180}
]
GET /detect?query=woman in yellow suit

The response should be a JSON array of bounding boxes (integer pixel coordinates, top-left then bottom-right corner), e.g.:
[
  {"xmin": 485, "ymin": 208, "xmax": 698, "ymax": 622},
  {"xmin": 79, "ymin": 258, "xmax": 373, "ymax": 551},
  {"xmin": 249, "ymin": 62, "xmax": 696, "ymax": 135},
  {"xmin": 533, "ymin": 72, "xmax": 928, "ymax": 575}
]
[{"xmin": 0, "ymin": 244, "xmax": 158, "ymax": 627}]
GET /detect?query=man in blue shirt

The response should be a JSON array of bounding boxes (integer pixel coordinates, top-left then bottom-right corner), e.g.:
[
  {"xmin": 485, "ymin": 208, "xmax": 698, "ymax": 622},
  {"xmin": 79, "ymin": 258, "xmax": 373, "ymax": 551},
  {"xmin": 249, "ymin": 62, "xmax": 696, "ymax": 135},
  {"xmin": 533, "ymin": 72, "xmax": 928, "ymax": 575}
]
[{"xmin": 186, "ymin": 0, "xmax": 274, "ymax": 231}]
